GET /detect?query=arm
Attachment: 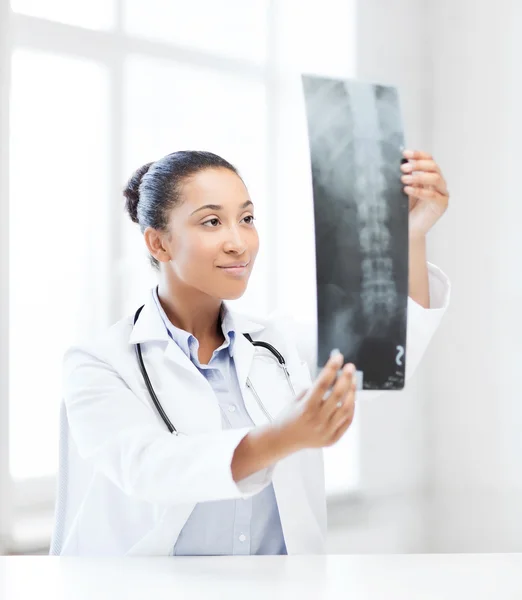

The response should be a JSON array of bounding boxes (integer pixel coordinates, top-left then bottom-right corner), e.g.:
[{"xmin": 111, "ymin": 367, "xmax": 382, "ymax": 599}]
[
  {"xmin": 409, "ymin": 235, "xmax": 430, "ymax": 308},
  {"xmin": 289, "ymin": 150, "xmax": 450, "ymax": 389},
  {"xmin": 231, "ymin": 426, "xmax": 290, "ymax": 482},
  {"xmin": 405, "ymin": 261, "xmax": 450, "ymax": 379},
  {"xmin": 64, "ymin": 347, "xmax": 272, "ymax": 506},
  {"xmin": 65, "ymin": 345, "xmax": 355, "ymax": 503},
  {"xmin": 403, "ymin": 147, "xmax": 450, "ymax": 310}
]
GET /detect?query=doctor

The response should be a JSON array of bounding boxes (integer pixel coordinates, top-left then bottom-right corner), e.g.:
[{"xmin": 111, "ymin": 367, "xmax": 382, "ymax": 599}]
[{"xmin": 55, "ymin": 149, "xmax": 450, "ymax": 556}]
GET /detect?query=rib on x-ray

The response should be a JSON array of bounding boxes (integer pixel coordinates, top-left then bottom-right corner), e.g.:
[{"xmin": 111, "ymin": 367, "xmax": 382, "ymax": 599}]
[{"xmin": 302, "ymin": 75, "xmax": 409, "ymax": 390}]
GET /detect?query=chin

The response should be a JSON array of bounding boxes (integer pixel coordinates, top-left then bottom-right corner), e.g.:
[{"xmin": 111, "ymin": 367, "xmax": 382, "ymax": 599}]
[
  {"xmin": 211, "ymin": 279, "xmax": 249, "ymax": 301},
  {"xmin": 221, "ymin": 286, "xmax": 248, "ymax": 301}
]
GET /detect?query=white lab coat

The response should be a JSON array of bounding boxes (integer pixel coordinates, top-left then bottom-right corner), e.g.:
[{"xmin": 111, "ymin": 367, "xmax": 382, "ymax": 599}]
[{"xmin": 52, "ymin": 263, "xmax": 450, "ymax": 556}]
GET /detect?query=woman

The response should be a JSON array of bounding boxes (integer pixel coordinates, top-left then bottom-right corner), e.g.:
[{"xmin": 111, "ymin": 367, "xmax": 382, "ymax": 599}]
[{"xmin": 53, "ymin": 149, "xmax": 450, "ymax": 556}]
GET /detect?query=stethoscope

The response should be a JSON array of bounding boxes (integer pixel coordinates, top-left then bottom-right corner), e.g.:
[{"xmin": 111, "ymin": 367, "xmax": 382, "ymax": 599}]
[{"xmin": 133, "ymin": 305, "xmax": 296, "ymax": 435}]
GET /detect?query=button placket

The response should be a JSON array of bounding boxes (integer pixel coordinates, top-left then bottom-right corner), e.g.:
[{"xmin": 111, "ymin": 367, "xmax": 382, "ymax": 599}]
[{"xmin": 232, "ymin": 497, "xmax": 252, "ymax": 555}]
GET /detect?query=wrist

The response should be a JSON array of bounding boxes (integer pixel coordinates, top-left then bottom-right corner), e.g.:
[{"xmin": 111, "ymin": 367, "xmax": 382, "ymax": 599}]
[
  {"xmin": 270, "ymin": 422, "xmax": 304, "ymax": 457},
  {"xmin": 408, "ymin": 231, "xmax": 427, "ymax": 245},
  {"xmin": 408, "ymin": 232, "xmax": 430, "ymax": 307},
  {"xmin": 231, "ymin": 424, "xmax": 295, "ymax": 483}
]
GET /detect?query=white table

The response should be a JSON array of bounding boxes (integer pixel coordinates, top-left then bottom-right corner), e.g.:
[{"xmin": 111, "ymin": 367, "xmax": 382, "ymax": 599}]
[{"xmin": 1, "ymin": 554, "xmax": 521, "ymax": 599}]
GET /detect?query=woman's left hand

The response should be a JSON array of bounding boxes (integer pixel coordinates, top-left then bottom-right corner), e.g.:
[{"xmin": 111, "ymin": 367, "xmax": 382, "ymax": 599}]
[{"xmin": 401, "ymin": 149, "xmax": 449, "ymax": 238}]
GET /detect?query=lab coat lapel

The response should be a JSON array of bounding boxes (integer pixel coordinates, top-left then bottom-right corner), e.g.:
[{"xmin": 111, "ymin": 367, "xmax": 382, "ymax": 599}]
[
  {"xmin": 128, "ymin": 289, "xmax": 203, "ymax": 379},
  {"xmin": 159, "ymin": 341, "xmax": 222, "ymax": 434},
  {"xmin": 223, "ymin": 305, "xmax": 265, "ymax": 386},
  {"xmin": 225, "ymin": 307, "xmax": 271, "ymax": 426},
  {"xmin": 128, "ymin": 290, "xmax": 217, "ymax": 432},
  {"xmin": 231, "ymin": 330, "xmax": 256, "ymax": 390},
  {"xmin": 128, "ymin": 291, "xmax": 169, "ymax": 346}
]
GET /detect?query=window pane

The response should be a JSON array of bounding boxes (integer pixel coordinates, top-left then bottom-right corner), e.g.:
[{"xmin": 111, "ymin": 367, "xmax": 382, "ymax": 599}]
[
  {"xmin": 10, "ymin": 0, "xmax": 116, "ymax": 31},
  {"xmin": 9, "ymin": 49, "xmax": 110, "ymax": 480},
  {"xmin": 122, "ymin": 56, "xmax": 269, "ymax": 316},
  {"xmin": 123, "ymin": 0, "xmax": 269, "ymax": 65},
  {"xmin": 276, "ymin": 0, "xmax": 356, "ymax": 77}
]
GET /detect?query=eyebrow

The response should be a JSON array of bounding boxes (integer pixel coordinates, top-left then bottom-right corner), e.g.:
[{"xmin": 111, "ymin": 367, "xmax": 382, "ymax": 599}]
[{"xmin": 190, "ymin": 200, "xmax": 253, "ymax": 216}]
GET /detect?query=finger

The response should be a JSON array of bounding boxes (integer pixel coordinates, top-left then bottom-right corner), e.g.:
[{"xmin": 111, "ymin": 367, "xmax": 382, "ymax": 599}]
[
  {"xmin": 329, "ymin": 398, "xmax": 356, "ymax": 444},
  {"xmin": 403, "ymin": 149, "xmax": 432, "ymax": 161},
  {"xmin": 402, "ymin": 173, "xmax": 448, "ymax": 196},
  {"xmin": 330, "ymin": 413, "xmax": 354, "ymax": 445},
  {"xmin": 403, "ymin": 186, "xmax": 449, "ymax": 205},
  {"xmin": 327, "ymin": 378, "xmax": 356, "ymax": 429},
  {"xmin": 320, "ymin": 363, "xmax": 355, "ymax": 421},
  {"xmin": 401, "ymin": 159, "xmax": 440, "ymax": 175},
  {"xmin": 401, "ymin": 171, "xmax": 447, "ymax": 193},
  {"xmin": 308, "ymin": 351, "xmax": 344, "ymax": 408}
]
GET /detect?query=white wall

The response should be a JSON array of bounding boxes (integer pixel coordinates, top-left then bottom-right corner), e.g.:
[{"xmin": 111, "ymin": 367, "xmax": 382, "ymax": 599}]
[
  {"xmin": 332, "ymin": 0, "xmax": 522, "ymax": 555},
  {"xmin": 426, "ymin": 0, "xmax": 522, "ymax": 552}
]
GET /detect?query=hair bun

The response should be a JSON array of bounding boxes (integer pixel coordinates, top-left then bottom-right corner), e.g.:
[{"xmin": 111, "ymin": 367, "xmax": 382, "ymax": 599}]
[{"xmin": 123, "ymin": 162, "xmax": 153, "ymax": 224}]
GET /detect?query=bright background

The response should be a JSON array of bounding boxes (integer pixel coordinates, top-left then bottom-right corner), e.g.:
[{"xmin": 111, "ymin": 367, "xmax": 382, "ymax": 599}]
[{"xmin": 1, "ymin": 0, "xmax": 522, "ymax": 555}]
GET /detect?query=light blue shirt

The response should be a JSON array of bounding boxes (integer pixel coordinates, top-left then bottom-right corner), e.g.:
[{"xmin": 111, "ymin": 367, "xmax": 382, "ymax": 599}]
[{"xmin": 152, "ymin": 288, "xmax": 287, "ymax": 556}]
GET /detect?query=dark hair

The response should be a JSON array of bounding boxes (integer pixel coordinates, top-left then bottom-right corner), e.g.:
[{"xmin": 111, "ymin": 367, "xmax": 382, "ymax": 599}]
[{"xmin": 123, "ymin": 150, "xmax": 240, "ymax": 269}]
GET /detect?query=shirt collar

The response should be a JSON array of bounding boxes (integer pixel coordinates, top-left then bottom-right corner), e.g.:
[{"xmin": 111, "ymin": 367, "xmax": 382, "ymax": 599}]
[{"xmin": 151, "ymin": 287, "xmax": 237, "ymax": 359}]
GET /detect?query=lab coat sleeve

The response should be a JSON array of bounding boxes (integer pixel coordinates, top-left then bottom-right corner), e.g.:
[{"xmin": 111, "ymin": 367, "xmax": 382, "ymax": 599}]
[
  {"xmin": 403, "ymin": 261, "xmax": 450, "ymax": 382},
  {"xmin": 63, "ymin": 348, "xmax": 272, "ymax": 506},
  {"xmin": 290, "ymin": 261, "xmax": 451, "ymax": 394}
]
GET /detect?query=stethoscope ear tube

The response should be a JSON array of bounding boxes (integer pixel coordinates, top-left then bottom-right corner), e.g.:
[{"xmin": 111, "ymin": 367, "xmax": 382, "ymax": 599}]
[
  {"xmin": 133, "ymin": 305, "xmax": 292, "ymax": 435},
  {"xmin": 134, "ymin": 306, "xmax": 177, "ymax": 435},
  {"xmin": 243, "ymin": 333, "xmax": 286, "ymax": 365}
]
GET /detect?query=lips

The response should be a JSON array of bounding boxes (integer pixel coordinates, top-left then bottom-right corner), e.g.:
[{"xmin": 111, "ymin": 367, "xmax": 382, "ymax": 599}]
[
  {"xmin": 218, "ymin": 262, "xmax": 249, "ymax": 269},
  {"xmin": 217, "ymin": 262, "xmax": 250, "ymax": 277}
]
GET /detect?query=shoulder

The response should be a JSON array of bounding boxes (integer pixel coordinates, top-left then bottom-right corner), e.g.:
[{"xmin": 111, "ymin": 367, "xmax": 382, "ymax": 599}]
[
  {"xmin": 63, "ymin": 313, "xmax": 136, "ymax": 375},
  {"xmin": 227, "ymin": 306, "xmax": 316, "ymax": 371},
  {"xmin": 227, "ymin": 306, "xmax": 299, "ymax": 340}
]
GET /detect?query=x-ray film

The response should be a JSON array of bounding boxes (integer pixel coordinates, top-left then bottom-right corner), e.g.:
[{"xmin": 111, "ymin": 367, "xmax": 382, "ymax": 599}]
[{"xmin": 302, "ymin": 75, "xmax": 409, "ymax": 391}]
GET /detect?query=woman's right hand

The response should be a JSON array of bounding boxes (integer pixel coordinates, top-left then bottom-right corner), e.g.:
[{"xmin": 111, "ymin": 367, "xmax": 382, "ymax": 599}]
[
  {"xmin": 275, "ymin": 351, "xmax": 357, "ymax": 452},
  {"xmin": 231, "ymin": 351, "xmax": 356, "ymax": 483}
]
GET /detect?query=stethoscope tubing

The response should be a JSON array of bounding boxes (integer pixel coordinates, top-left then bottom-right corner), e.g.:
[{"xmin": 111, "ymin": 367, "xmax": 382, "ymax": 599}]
[{"xmin": 133, "ymin": 305, "xmax": 293, "ymax": 434}]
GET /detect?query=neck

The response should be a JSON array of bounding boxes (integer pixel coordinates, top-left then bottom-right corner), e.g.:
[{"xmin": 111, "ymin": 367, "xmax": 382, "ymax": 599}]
[{"xmin": 157, "ymin": 273, "xmax": 223, "ymax": 343}]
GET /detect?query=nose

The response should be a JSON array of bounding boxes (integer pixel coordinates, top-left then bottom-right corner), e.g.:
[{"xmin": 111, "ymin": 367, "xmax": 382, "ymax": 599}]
[{"xmin": 223, "ymin": 224, "xmax": 247, "ymax": 255}]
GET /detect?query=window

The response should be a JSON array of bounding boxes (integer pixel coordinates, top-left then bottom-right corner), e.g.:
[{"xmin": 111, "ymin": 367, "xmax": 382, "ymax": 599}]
[
  {"xmin": 9, "ymin": 48, "xmax": 111, "ymax": 481},
  {"xmin": 123, "ymin": 0, "xmax": 269, "ymax": 64},
  {"xmin": 10, "ymin": 0, "xmax": 116, "ymax": 31},
  {"xmin": 2, "ymin": 0, "xmax": 359, "ymax": 547}
]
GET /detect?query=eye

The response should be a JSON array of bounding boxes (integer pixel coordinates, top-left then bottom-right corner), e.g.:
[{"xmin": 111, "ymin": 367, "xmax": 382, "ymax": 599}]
[
  {"xmin": 202, "ymin": 217, "xmax": 220, "ymax": 227},
  {"xmin": 242, "ymin": 215, "xmax": 256, "ymax": 225}
]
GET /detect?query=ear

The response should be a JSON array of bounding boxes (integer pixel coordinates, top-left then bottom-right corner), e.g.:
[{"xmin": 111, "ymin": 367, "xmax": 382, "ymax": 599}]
[{"xmin": 143, "ymin": 227, "xmax": 172, "ymax": 264}]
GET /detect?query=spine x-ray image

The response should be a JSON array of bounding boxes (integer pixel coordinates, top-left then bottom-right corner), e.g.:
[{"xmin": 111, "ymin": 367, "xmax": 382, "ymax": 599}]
[{"xmin": 302, "ymin": 75, "xmax": 409, "ymax": 390}]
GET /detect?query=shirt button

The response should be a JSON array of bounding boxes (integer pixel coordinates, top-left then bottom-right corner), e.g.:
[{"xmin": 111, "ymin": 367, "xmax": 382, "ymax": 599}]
[
  {"xmin": 238, "ymin": 534, "xmax": 246, "ymax": 542},
  {"xmin": 228, "ymin": 405, "xmax": 236, "ymax": 413}
]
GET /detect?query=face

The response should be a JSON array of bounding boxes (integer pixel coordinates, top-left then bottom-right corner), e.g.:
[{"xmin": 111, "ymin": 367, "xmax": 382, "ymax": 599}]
[{"xmin": 152, "ymin": 168, "xmax": 259, "ymax": 300}]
